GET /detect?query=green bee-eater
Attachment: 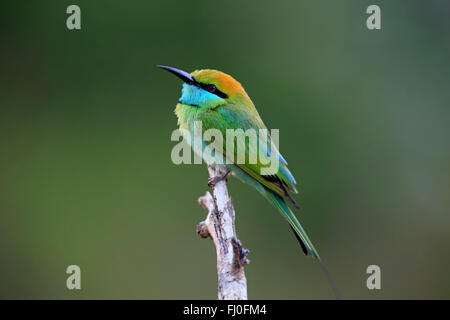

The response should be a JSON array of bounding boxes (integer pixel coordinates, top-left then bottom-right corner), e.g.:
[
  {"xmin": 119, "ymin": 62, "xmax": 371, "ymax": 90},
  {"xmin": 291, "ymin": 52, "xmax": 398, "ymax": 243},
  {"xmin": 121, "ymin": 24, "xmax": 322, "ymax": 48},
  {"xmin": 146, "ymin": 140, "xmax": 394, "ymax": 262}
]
[{"xmin": 158, "ymin": 65, "xmax": 339, "ymax": 298}]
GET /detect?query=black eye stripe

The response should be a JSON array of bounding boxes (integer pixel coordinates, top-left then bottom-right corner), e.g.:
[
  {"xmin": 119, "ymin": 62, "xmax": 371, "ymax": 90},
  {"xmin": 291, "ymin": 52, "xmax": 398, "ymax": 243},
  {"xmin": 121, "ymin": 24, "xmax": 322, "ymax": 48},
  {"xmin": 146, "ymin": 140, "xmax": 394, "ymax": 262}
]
[{"xmin": 197, "ymin": 82, "xmax": 228, "ymax": 99}]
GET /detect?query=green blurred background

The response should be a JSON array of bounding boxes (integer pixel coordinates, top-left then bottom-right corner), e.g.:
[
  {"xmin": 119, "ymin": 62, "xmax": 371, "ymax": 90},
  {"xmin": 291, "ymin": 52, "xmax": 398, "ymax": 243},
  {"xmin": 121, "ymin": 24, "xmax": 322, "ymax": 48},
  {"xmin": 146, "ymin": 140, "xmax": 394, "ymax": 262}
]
[{"xmin": 1, "ymin": 0, "xmax": 449, "ymax": 299}]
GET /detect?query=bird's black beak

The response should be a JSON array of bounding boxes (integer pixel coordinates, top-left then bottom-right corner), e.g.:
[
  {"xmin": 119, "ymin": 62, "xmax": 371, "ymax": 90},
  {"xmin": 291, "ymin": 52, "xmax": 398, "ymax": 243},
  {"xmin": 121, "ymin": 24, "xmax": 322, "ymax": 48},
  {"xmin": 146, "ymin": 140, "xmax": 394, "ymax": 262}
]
[{"xmin": 157, "ymin": 65, "xmax": 196, "ymax": 85}]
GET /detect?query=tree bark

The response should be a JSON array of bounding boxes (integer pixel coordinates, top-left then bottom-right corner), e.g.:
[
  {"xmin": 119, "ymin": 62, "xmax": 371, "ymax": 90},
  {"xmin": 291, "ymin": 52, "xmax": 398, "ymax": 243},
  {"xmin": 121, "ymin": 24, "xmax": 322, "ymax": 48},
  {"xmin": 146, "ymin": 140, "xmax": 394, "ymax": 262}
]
[{"xmin": 197, "ymin": 165, "xmax": 249, "ymax": 300}]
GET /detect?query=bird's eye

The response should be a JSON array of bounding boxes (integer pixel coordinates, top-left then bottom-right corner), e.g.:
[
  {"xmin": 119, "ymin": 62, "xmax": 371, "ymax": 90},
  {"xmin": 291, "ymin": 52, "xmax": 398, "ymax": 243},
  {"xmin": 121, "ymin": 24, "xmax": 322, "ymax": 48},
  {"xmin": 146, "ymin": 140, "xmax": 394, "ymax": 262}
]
[
  {"xmin": 198, "ymin": 82, "xmax": 228, "ymax": 99},
  {"xmin": 206, "ymin": 84, "xmax": 217, "ymax": 93}
]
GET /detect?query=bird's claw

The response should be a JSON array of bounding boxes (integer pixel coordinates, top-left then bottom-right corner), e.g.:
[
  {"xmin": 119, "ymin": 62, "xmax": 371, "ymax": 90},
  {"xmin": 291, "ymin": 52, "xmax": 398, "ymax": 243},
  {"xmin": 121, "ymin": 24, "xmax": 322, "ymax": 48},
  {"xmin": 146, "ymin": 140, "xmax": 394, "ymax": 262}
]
[{"xmin": 208, "ymin": 168, "xmax": 231, "ymax": 188}]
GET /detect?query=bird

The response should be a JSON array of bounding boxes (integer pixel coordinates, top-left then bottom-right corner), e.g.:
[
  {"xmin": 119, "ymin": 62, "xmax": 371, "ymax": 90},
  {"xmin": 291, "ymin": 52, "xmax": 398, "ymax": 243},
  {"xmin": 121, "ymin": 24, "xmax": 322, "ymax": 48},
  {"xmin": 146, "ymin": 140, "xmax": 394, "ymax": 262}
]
[{"xmin": 158, "ymin": 65, "xmax": 340, "ymax": 298}]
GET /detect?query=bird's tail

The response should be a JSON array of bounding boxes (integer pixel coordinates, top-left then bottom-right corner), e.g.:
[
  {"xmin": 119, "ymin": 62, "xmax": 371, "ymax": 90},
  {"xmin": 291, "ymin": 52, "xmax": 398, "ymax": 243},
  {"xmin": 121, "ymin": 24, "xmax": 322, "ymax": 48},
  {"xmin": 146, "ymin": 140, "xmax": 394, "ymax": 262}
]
[
  {"xmin": 265, "ymin": 190, "xmax": 341, "ymax": 299},
  {"xmin": 266, "ymin": 190, "xmax": 319, "ymax": 259}
]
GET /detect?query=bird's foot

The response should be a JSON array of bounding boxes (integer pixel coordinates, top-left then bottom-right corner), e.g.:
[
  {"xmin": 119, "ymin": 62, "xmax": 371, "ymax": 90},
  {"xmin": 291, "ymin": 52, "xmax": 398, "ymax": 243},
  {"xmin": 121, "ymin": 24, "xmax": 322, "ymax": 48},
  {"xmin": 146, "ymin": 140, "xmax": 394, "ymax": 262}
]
[{"xmin": 208, "ymin": 167, "xmax": 231, "ymax": 188}]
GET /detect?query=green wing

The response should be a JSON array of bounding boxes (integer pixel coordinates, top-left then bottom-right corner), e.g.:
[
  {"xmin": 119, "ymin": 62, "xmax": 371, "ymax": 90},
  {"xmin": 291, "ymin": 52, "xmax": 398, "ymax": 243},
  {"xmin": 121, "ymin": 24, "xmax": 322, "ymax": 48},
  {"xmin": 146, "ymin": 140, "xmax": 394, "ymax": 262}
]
[{"xmin": 198, "ymin": 104, "xmax": 298, "ymax": 198}]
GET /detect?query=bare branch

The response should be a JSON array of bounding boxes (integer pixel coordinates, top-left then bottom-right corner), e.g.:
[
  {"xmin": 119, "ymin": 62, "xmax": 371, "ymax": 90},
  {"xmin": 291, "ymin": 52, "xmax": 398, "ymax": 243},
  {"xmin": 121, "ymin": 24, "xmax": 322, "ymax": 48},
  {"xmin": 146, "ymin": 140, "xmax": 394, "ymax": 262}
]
[{"xmin": 197, "ymin": 165, "xmax": 249, "ymax": 300}]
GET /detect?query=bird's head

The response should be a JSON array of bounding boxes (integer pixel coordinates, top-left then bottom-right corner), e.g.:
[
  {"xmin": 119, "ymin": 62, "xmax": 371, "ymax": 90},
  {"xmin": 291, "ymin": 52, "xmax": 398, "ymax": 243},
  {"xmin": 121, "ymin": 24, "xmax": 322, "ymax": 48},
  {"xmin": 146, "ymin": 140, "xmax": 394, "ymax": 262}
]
[{"xmin": 158, "ymin": 65, "xmax": 253, "ymax": 109}]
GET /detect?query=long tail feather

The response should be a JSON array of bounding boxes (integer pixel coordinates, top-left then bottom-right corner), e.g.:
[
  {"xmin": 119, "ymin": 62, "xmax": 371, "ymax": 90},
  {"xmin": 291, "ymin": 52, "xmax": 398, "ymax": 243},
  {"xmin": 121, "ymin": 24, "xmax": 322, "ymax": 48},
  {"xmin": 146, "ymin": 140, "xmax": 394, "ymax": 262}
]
[
  {"xmin": 265, "ymin": 190, "xmax": 341, "ymax": 299},
  {"xmin": 266, "ymin": 190, "xmax": 320, "ymax": 259}
]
